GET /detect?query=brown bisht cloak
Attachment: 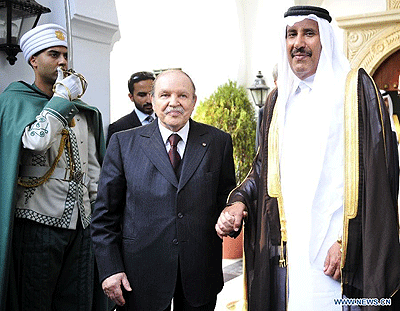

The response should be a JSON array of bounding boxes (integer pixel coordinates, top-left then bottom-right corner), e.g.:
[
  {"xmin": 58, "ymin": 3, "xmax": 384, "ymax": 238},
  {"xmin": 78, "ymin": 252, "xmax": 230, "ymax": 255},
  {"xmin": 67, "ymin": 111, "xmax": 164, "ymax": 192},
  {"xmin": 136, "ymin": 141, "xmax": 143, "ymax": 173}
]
[
  {"xmin": 341, "ymin": 69, "xmax": 400, "ymax": 310},
  {"xmin": 228, "ymin": 68, "xmax": 400, "ymax": 310}
]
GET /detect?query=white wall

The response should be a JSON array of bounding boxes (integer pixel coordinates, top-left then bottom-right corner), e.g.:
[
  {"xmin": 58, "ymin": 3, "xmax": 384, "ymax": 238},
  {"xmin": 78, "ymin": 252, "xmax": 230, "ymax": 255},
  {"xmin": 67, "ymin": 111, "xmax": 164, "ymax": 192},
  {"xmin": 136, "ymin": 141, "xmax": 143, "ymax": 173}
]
[
  {"xmin": 110, "ymin": 0, "xmax": 304, "ymax": 122},
  {"xmin": 236, "ymin": 0, "xmax": 295, "ymax": 92},
  {"xmin": 110, "ymin": 0, "xmax": 242, "ymax": 122}
]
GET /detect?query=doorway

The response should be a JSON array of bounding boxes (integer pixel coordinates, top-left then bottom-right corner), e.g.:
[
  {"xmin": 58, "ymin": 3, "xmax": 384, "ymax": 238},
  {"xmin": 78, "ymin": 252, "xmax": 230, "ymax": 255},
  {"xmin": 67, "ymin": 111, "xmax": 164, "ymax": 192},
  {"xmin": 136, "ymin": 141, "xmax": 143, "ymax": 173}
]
[{"xmin": 373, "ymin": 49, "xmax": 400, "ymax": 115}]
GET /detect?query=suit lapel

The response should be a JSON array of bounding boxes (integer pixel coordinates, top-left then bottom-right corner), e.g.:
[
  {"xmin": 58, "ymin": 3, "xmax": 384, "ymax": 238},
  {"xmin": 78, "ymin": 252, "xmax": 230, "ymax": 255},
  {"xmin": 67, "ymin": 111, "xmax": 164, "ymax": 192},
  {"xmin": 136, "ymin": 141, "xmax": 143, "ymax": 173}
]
[
  {"xmin": 178, "ymin": 120, "xmax": 210, "ymax": 192},
  {"xmin": 131, "ymin": 110, "xmax": 142, "ymax": 127},
  {"xmin": 139, "ymin": 122, "xmax": 179, "ymax": 188}
]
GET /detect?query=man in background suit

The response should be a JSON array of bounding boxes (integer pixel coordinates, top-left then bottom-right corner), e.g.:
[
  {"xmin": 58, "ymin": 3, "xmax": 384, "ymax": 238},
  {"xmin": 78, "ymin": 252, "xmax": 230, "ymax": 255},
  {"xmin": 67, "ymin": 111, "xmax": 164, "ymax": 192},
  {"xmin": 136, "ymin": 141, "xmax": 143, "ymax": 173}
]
[
  {"xmin": 106, "ymin": 71, "xmax": 156, "ymax": 145},
  {"xmin": 91, "ymin": 69, "xmax": 236, "ymax": 310}
]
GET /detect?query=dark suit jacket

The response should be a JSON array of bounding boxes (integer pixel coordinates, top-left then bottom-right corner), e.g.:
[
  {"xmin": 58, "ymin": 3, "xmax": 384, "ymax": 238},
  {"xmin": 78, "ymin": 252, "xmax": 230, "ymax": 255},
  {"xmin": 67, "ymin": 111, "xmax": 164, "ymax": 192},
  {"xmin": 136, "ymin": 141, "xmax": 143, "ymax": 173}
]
[
  {"xmin": 106, "ymin": 110, "xmax": 142, "ymax": 146},
  {"xmin": 91, "ymin": 119, "xmax": 236, "ymax": 310}
]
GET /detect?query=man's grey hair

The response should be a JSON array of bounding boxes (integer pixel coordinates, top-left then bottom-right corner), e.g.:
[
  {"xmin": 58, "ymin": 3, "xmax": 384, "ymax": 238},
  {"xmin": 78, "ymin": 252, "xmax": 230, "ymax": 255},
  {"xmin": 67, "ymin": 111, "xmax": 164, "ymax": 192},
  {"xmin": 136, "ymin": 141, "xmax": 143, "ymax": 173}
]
[
  {"xmin": 272, "ymin": 63, "xmax": 278, "ymax": 82},
  {"xmin": 151, "ymin": 69, "xmax": 196, "ymax": 98}
]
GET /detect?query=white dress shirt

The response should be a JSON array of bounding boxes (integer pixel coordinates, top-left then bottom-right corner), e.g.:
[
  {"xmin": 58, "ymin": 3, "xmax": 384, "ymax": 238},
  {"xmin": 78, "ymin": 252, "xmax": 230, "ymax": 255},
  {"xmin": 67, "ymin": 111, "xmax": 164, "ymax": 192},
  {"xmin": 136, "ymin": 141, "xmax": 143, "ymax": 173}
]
[{"xmin": 158, "ymin": 120, "xmax": 190, "ymax": 159}]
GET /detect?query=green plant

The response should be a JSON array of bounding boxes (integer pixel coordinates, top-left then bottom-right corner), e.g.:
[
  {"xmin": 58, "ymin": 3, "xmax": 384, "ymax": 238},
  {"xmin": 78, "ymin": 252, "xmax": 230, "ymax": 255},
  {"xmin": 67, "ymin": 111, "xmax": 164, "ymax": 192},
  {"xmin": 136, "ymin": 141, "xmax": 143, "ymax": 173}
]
[{"xmin": 194, "ymin": 80, "xmax": 256, "ymax": 184}]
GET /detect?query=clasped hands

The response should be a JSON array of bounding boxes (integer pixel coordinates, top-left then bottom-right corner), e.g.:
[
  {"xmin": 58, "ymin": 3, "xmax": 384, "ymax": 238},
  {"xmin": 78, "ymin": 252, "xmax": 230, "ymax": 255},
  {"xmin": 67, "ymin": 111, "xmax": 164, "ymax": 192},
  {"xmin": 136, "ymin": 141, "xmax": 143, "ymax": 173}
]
[
  {"xmin": 214, "ymin": 202, "xmax": 342, "ymax": 281},
  {"xmin": 215, "ymin": 202, "xmax": 247, "ymax": 239}
]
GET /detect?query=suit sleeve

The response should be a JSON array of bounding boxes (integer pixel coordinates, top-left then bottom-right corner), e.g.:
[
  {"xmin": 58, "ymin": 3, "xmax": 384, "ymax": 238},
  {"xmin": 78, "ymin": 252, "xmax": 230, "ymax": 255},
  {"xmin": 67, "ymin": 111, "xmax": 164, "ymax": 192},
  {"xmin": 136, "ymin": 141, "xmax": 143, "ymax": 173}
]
[{"xmin": 91, "ymin": 134, "xmax": 127, "ymax": 283}]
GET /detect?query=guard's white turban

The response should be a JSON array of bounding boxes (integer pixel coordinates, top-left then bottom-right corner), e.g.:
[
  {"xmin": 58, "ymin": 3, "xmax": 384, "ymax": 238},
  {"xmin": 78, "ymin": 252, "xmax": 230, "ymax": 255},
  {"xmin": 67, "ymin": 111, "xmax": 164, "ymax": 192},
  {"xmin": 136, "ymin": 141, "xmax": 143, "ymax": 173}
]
[{"xmin": 19, "ymin": 23, "xmax": 68, "ymax": 63}]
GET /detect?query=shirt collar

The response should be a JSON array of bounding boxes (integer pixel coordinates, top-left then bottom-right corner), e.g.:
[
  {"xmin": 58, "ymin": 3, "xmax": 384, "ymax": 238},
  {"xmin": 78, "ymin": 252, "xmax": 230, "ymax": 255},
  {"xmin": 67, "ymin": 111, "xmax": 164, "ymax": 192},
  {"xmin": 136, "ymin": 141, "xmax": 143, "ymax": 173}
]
[
  {"xmin": 135, "ymin": 108, "xmax": 156, "ymax": 124},
  {"xmin": 158, "ymin": 120, "xmax": 190, "ymax": 146},
  {"xmin": 292, "ymin": 73, "xmax": 315, "ymax": 95}
]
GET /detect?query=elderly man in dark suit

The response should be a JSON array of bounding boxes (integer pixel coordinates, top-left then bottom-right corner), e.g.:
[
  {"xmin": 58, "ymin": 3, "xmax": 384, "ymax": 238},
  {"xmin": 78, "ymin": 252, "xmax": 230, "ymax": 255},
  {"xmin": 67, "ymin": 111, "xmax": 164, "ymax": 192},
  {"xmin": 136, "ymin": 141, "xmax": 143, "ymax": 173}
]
[
  {"xmin": 106, "ymin": 71, "xmax": 156, "ymax": 145},
  {"xmin": 91, "ymin": 69, "xmax": 236, "ymax": 310}
]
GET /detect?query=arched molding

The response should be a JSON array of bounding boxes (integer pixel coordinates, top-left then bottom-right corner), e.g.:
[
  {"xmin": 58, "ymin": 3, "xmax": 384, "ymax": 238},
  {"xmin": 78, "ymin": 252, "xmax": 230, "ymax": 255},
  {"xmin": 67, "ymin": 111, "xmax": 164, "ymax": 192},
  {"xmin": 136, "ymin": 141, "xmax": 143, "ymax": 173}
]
[
  {"xmin": 337, "ymin": 8, "xmax": 400, "ymax": 75},
  {"xmin": 347, "ymin": 24, "xmax": 400, "ymax": 74}
]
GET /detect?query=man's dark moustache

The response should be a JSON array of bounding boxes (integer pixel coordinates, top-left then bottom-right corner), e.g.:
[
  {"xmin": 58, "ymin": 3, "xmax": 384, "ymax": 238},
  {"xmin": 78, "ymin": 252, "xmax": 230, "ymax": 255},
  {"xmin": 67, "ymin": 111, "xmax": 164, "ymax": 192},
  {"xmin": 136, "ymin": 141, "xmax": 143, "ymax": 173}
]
[{"xmin": 291, "ymin": 47, "xmax": 312, "ymax": 57}]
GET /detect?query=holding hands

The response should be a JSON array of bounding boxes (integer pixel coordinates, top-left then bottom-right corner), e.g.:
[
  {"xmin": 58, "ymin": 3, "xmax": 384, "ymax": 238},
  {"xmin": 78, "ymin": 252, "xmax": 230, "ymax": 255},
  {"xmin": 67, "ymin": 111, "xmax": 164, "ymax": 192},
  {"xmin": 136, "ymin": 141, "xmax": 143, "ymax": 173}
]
[
  {"xmin": 215, "ymin": 202, "xmax": 247, "ymax": 239},
  {"xmin": 216, "ymin": 202, "xmax": 342, "ymax": 281}
]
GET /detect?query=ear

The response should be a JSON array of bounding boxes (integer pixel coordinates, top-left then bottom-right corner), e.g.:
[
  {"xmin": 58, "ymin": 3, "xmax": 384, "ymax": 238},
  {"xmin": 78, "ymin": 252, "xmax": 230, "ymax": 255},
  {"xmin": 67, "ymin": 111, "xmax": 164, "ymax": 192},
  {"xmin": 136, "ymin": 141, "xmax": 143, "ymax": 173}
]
[
  {"xmin": 192, "ymin": 94, "xmax": 197, "ymax": 106},
  {"xmin": 29, "ymin": 55, "xmax": 37, "ymax": 68},
  {"xmin": 128, "ymin": 93, "xmax": 134, "ymax": 102}
]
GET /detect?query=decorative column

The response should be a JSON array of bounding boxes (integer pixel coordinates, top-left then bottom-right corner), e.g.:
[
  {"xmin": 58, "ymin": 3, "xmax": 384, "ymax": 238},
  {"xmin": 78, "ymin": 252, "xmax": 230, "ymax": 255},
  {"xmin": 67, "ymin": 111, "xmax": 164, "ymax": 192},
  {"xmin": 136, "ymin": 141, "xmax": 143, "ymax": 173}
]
[{"xmin": 69, "ymin": 0, "xmax": 119, "ymax": 127}]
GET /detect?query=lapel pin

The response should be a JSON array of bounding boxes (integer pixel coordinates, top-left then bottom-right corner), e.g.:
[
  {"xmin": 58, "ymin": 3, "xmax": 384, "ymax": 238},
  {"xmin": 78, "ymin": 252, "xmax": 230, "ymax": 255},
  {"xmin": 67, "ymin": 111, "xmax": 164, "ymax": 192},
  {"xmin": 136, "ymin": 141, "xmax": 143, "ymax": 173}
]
[{"xmin": 202, "ymin": 142, "xmax": 207, "ymax": 147}]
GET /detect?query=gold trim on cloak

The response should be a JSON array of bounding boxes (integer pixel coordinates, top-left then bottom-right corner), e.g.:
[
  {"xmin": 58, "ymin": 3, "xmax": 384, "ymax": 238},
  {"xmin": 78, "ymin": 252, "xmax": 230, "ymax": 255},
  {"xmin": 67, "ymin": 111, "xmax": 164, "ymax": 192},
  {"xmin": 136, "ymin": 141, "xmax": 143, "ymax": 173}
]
[
  {"xmin": 343, "ymin": 68, "xmax": 393, "ymax": 294},
  {"xmin": 342, "ymin": 68, "xmax": 359, "ymax": 273},
  {"xmin": 267, "ymin": 104, "xmax": 287, "ymax": 267},
  {"xmin": 267, "ymin": 103, "xmax": 288, "ymax": 310},
  {"xmin": 393, "ymin": 115, "xmax": 400, "ymax": 141}
]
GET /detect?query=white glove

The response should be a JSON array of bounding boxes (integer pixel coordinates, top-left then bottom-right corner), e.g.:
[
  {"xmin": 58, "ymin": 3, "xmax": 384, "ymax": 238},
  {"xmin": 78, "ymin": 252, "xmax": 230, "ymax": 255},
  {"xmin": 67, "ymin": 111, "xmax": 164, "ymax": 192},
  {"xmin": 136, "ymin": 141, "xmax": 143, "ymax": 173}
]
[{"xmin": 53, "ymin": 67, "xmax": 84, "ymax": 101}]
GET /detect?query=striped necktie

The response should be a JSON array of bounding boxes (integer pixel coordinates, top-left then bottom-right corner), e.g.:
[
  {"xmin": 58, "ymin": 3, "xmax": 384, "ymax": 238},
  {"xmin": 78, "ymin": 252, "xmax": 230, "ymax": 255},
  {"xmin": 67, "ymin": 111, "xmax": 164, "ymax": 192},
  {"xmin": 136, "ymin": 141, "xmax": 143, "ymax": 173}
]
[{"xmin": 145, "ymin": 115, "xmax": 154, "ymax": 123}]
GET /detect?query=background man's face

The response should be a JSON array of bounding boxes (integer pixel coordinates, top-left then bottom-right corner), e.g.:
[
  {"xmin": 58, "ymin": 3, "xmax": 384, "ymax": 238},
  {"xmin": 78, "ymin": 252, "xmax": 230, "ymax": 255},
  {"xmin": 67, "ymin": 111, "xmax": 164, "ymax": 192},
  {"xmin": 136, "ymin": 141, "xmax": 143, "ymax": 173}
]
[
  {"xmin": 152, "ymin": 71, "xmax": 196, "ymax": 132},
  {"xmin": 129, "ymin": 79, "xmax": 154, "ymax": 114},
  {"xmin": 286, "ymin": 19, "xmax": 322, "ymax": 80}
]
